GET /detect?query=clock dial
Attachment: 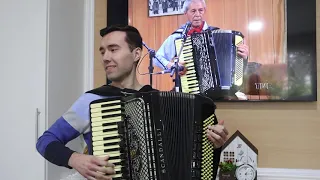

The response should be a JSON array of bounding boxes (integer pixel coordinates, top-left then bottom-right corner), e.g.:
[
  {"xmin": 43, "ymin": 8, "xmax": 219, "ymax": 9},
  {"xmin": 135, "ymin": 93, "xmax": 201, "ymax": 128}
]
[{"xmin": 235, "ymin": 164, "xmax": 256, "ymax": 180}]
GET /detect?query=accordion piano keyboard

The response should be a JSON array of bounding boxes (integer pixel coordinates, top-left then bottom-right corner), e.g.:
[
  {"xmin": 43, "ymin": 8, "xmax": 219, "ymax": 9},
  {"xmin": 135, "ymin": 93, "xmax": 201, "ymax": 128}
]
[
  {"xmin": 90, "ymin": 99, "xmax": 126, "ymax": 179},
  {"xmin": 175, "ymin": 37, "xmax": 200, "ymax": 94}
]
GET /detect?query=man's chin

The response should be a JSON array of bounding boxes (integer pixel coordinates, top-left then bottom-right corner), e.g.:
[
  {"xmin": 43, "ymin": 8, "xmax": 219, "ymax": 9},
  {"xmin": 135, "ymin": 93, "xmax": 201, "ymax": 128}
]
[
  {"xmin": 107, "ymin": 75, "xmax": 122, "ymax": 82},
  {"xmin": 192, "ymin": 21, "xmax": 202, "ymax": 27}
]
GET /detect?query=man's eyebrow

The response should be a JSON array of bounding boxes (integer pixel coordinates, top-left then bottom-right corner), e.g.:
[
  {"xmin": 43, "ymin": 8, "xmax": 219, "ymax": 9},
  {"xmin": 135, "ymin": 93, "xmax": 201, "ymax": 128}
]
[
  {"xmin": 99, "ymin": 44, "xmax": 120, "ymax": 51},
  {"xmin": 107, "ymin": 44, "xmax": 120, "ymax": 48}
]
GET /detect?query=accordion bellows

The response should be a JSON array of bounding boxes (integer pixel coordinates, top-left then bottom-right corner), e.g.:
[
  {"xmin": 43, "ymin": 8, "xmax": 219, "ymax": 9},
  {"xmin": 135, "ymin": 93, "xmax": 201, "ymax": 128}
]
[{"xmin": 90, "ymin": 91, "xmax": 220, "ymax": 180}]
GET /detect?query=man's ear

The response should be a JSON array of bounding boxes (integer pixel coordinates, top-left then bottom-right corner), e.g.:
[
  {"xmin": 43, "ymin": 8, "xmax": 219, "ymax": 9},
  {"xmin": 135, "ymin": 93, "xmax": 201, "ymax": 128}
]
[{"xmin": 133, "ymin": 47, "xmax": 142, "ymax": 63}]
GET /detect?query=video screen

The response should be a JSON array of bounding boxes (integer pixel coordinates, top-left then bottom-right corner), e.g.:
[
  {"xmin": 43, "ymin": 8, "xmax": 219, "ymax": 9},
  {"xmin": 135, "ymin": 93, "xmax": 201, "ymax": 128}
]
[{"xmin": 110, "ymin": 0, "xmax": 317, "ymax": 101}]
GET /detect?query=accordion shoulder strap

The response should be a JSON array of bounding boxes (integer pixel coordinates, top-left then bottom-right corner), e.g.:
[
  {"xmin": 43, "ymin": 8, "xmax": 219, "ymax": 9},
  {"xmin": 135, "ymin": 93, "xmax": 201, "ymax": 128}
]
[{"xmin": 85, "ymin": 85, "xmax": 158, "ymax": 96}]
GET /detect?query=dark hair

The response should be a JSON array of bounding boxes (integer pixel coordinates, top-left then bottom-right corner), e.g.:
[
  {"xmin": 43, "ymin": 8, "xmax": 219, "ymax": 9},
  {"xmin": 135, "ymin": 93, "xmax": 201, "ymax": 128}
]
[{"xmin": 100, "ymin": 24, "xmax": 143, "ymax": 51}]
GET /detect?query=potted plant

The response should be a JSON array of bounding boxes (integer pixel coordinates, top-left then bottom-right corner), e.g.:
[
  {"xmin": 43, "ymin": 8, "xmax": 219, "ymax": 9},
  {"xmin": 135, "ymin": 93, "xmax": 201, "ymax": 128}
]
[{"xmin": 218, "ymin": 160, "xmax": 237, "ymax": 180}]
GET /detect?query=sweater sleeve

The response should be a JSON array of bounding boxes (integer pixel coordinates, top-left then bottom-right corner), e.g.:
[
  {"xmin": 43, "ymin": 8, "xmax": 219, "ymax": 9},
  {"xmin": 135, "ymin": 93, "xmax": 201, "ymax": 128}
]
[{"xmin": 36, "ymin": 93, "xmax": 103, "ymax": 168}]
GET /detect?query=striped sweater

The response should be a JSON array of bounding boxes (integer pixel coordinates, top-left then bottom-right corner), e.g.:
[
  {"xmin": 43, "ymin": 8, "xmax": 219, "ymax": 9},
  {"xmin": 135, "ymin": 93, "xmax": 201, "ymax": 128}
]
[{"xmin": 36, "ymin": 85, "xmax": 156, "ymax": 168}]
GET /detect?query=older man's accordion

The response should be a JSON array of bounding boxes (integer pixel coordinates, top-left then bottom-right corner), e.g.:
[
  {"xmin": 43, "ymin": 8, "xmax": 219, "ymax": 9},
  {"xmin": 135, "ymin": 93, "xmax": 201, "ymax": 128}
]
[
  {"xmin": 89, "ymin": 91, "xmax": 220, "ymax": 180},
  {"xmin": 175, "ymin": 29, "xmax": 245, "ymax": 99}
]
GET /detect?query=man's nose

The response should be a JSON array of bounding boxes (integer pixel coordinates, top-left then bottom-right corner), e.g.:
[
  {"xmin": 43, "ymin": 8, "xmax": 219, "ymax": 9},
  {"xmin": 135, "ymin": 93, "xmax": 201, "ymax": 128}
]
[
  {"xmin": 102, "ymin": 52, "xmax": 111, "ymax": 62},
  {"xmin": 194, "ymin": 10, "xmax": 201, "ymax": 16}
]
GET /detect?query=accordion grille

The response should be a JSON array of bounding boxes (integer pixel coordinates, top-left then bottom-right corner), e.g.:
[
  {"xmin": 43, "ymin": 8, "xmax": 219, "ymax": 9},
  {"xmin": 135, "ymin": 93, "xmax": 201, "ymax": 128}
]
[
  {"xmin": 234, "ymin": 34, "xmax": 244, "ymax": 86},
  {"xmin": 124, "ymin": 98, "xmax": 154, "ymax": 180},
  {"xmin": 201, "ymin": 114, "xmax": 216, "ymax": 179}
]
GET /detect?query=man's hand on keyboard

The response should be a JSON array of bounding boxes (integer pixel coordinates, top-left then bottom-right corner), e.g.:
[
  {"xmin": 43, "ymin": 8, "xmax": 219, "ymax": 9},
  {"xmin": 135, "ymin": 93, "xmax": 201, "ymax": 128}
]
[
  {"xmin": 68, "ymin": 153, "xmax": 115, "ymax": 180},
  {"xmin": 166, "ymin": 57, "xmax": 187, "ymax": 76}
]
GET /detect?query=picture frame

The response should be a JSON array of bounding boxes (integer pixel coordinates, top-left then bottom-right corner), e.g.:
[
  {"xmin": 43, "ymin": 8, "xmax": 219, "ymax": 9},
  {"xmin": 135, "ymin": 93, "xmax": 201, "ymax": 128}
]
[{"xmin": 148, "ymin": 0, "xmax": 185, "ymax": 17}]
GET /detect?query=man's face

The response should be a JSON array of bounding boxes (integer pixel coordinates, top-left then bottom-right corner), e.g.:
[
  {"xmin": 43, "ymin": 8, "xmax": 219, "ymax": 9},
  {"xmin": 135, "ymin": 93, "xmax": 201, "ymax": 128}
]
[
  {"xmin": 99, "ymin": 31, "xmax": 141, "ymax": 82},
  {"xmin": 185, "ymin": 1, "xmax": 206, "ymax": 27}
]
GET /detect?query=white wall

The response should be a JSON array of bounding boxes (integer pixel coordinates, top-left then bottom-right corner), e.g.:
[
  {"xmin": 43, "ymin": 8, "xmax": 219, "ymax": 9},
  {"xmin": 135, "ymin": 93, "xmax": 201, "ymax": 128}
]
[
  {"xmin": 0, "ymin": 0, "xmax": 92, "ymax": 179},
  {"xmin": 0, "ymin": 0, "xmax": 48, "ymax": 179},
  {"xmin": 46, "ymin": 0, "xmax": 88, "ymax": 179}
]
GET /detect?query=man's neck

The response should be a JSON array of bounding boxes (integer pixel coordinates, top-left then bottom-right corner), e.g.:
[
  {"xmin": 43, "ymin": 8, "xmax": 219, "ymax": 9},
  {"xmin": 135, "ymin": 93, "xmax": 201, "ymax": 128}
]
[{"xmin": 110, "ymin": 71, "xmax": 143, "ymax": 91}]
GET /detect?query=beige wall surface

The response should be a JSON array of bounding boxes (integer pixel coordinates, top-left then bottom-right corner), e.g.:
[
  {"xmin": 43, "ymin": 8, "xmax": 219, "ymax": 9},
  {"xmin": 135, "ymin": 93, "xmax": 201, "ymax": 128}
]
[{"xmin": 94, "ymin": 0, "xmax": 320, "ymax": 169}]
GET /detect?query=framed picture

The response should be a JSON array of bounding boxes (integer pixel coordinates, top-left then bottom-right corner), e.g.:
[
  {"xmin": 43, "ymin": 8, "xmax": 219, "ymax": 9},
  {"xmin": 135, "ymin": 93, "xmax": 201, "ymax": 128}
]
[{"xmin": 148, "ymin": 0, "xmax": 185, "ymax": 17}]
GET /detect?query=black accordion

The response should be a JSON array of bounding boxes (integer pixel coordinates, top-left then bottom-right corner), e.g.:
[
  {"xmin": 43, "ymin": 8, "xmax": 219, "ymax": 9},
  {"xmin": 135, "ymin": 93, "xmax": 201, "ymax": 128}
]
[
  {"xmin": 89, "ymin": 91, "xmax": 220, "ymax": 180},
  {"xmin": 175, "ymin": 29, "xmax": 245, "ymax": 98}
]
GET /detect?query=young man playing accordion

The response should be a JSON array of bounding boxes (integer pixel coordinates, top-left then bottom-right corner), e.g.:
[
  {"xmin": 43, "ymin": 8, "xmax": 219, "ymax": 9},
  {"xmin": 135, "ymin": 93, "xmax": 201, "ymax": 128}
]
[{"xmin": 36, "ymin": 24, "xmax": 229, "ymax": 180}]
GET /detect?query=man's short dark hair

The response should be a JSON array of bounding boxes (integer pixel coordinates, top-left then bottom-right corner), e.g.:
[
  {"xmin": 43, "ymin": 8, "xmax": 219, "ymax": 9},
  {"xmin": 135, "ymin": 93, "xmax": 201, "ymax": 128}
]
[{"xmin": 100, "ymin": 24, "xmax": 143, "ymax": 52}]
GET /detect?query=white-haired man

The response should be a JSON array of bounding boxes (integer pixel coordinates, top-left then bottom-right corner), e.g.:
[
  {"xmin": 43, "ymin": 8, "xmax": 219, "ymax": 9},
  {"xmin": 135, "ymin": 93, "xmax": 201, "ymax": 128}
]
[{"xmin": 154, "ymin": 0, "xmax": 249, "ymax": 73}]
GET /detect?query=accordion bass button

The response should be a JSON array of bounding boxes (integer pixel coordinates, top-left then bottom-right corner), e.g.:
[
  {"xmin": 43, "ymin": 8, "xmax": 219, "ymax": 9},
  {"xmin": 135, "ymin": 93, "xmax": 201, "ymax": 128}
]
[
  {"xmin": 191, "ymin": 169, "xmax": 200, "ymax": 178},
  {"xmin": 192, "ymin": 161, "xmax": 201, "ymax": 168}
]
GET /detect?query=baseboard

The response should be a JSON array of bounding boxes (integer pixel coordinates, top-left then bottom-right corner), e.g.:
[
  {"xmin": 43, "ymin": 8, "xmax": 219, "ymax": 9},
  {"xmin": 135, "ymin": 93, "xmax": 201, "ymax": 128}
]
[
  {"xmin": 59, "ymin": 168, "xmax": 320, "ymax": 180},
  {"xmin": 257, "ymin": 168, "xmax": 320, "ymax": 180}
]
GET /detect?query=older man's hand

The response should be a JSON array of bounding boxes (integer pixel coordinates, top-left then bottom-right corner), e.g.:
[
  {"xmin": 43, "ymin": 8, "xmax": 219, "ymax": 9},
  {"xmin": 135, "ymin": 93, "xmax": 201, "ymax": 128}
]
[
  {"xmin": 206, "ymin": 120, "xmax": 229, "ymax": 148},
  {"xmin": 166, "ymin": 57, "xmax": 187, "ymax": 76},
  {"xmin": 237, "ymin": 39, "xmax": 249, "ymax": 60}
]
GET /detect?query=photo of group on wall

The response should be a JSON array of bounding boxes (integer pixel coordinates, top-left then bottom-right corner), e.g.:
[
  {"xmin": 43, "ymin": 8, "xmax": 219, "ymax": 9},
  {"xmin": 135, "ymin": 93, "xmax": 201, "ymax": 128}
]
[
  {"xmin": 148, "ymin": 0, "xmax": 186, "ymax": 17},
  {"xmin": 137, "ymin": 0, "xmax": 317, "ymax": 102}
]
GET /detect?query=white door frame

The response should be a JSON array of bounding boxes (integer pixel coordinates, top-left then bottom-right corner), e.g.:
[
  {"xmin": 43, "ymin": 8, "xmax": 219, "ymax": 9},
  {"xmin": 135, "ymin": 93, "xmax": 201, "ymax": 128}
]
[{"xmin": 84, "ymin": 0, "xmax": 95, "ymax": 91}]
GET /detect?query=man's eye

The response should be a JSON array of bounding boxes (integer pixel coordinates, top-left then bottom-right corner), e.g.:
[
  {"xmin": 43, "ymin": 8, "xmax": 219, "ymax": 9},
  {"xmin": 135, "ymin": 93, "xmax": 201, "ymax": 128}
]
[{"xmin": 111, "ymin": 49, "xmax": 117, "ymax": 52}]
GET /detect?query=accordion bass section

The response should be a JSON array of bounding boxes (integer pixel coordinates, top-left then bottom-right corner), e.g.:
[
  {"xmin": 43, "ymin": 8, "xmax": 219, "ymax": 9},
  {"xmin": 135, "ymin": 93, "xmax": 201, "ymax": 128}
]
[
  {"xmin": 175, "ymin": 29, "xmax": 245, "ymax": 97},
  {"xmin": 89, "ymin": 91, "xmax": 220, "ymax": 180},
  {"xmin": 210, "ymin": 29, "xmax": 245, "ymax": 90}
]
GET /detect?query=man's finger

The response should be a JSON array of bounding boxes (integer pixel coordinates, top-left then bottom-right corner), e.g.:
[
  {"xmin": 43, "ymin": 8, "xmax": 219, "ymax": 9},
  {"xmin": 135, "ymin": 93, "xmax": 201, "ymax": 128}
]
[
  {"xmin": 237, "ymin": 52, "xmax": 247, "ymax": 58},
  {"xmin": 217, "ymin": 120, "xmax": 229, "ymax": 135},
  {"xmin": 207, "ymin": 129, "xmax": 225, "ymax": 146},
  {"xmin": 207, "ymin": 131, "xmax": 223, "ymax": 148},
  {"xmin": 237, "ymin": 46, "xmax": 246, "ymax": 52},
  {"xmin": 208, "ymin": 125, "xmax": 228, "ymax": 141},
  {"xmin": 94, "ymin": 156, "xmax": 114, "ymax": 167},
  {"xmin": 223, "ymin": 126, "xmax": 229, "ymax": 136},
  {"xmin": 98, "ymin": 160, "xmax": 114, "ymax": 168},
  {"xmin": 96, "ymin": 166, "xmax": 116, "ymax": 175}
]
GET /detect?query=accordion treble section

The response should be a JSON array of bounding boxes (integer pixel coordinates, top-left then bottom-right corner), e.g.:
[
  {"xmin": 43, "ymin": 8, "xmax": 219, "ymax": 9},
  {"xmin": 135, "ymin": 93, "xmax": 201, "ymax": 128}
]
[
  {"xmin": 175, "ymin": 29, "xmax": 245, "ymax": 98},
  {"xmin": 89, "ymin": 91, "xmax": 220, "ymax": 180}
]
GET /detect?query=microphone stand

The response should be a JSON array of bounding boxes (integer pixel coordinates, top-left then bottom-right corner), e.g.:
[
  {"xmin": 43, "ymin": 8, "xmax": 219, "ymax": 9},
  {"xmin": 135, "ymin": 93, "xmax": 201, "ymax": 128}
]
[
  {"xmin": 142, "ymin": 42, "xmax": 167, "ymax": 87},
  {"xmin": 148, "ymin": 50, "xmax": 155, "ymax": 87}
]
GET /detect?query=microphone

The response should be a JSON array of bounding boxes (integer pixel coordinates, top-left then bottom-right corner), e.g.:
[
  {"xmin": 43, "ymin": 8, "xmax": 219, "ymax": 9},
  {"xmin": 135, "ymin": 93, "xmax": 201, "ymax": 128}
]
[{"xmin": 151, "ymin": 65, "xmax": 185, "ymax": 75}]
